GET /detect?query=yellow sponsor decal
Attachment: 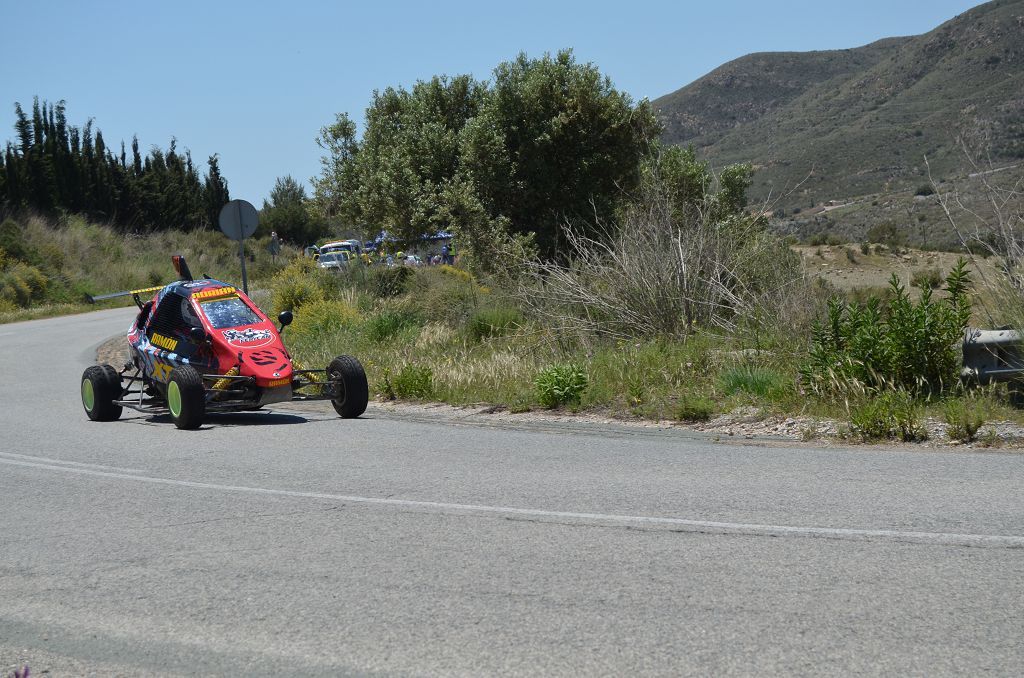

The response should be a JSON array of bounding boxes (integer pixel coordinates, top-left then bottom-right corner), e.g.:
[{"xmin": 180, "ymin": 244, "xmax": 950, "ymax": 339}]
[
  {"xmin": 129, "ymin": 285, "xmax": 165, "ymax": 296},
  {"xmin": 192, "ymin": 286, "xmax": 236, "ymax": 300},
  {"xmin": 267, "ymin": 377, "xmax": 291, "ymax": 388},
  {"xmin": 152, "ymin": 362, "xmax": 173, "ymax": 381},
  {"xmin": 151, "ymin": 333, "xmax": 178, "ymax": 351}
]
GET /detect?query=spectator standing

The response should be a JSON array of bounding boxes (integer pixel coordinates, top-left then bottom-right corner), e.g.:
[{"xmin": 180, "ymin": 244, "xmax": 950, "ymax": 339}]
[{"xmin": 268, "ymin": 231, "xmax": 281, "ymax": 264}]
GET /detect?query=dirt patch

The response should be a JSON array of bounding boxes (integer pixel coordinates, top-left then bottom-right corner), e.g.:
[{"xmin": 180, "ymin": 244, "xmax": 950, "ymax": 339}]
[
  {"xmin": 793, "ymin": 244, "xmax": 991, "ymax": 292},
  {"xmin": 96, "ymin": 335, "xmax": 129, "ymax": 368}
]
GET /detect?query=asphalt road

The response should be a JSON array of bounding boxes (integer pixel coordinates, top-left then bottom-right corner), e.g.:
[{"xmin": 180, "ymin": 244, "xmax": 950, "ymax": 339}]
[{"xmin": 1, "ymin": 307, "xmax": 1022, "ymax": 676}]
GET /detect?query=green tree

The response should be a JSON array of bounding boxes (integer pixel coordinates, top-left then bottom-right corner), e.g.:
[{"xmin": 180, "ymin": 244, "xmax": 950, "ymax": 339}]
[
  {"xmin": 0, "ymin": 98, "xmax": 230, "ymax": 231},
  {"xmin": 348, "ymin": 75, "xmax": 487, "ymax": 246},
  {"xmin": 311, "ymin": 50, "xmax": 661, "ymax": 263},
  {"xmin": 204, "ymin": 154, "xmax": 230, "ymax": 229},
  {"xmin": 259, "ymin": 175, "xmax": 325, "ymax": 245},
  {"xmin": 463, "ymin": 50, "xmax": 661, "ymax": 257},
  {"xmin": 641, "ymin": 144, "xmax": 753, "ymax": 224},
  {"xmin": 311, "ymin": 112, "xmax": 360, "ymax": 224}
]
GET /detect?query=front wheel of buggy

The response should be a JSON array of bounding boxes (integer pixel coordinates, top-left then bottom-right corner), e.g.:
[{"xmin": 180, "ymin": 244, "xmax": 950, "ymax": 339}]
[
  {"xmin": 81, "ymin": 364, "xmax": 123, "ymax": 421},
  {"xmin": 168, "ymin": 365, "xmax": 205, "ymax": 430},
  {"xmin": 327, "ymin": 355, "xmax": 368, "ymax": 418}
]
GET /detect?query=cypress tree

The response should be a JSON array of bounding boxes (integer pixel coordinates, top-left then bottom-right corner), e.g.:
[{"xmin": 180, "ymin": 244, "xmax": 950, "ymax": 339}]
[
  {"xmin": 204, "ymin": 154, "xmax": 229, "ymax": 228},
  {"xmin": 14, "ymin": 104, "xmax": 32, "ymax": 156},
  {"xmin": 0, "ymin": 149, "xmax": 7, "ymax": 207},
  {"xmin": 3, "ymin": 99, "xmax": 231, "ymax": 231}
]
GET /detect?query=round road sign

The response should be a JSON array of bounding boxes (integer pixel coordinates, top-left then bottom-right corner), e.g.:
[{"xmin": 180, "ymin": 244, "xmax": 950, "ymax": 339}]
[{"xmin": 218, "ymin": 200, "xmax": 259, "ymax": 241}]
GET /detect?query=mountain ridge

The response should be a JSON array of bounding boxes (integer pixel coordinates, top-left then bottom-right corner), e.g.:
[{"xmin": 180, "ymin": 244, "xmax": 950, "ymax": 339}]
[{"xmin": 653, "ymin": 0, "xmax": 1024, "ymax": 208}]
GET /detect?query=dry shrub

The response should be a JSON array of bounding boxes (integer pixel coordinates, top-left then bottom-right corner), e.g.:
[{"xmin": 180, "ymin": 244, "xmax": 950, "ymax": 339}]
[
  {"xmin": 432, "ymin": 349, "xmax": 536, "ymax": 394},
  {"xmin": 289, "ymin": 299, "xmax": 360, "ymax": 339},
  {"xmin": 270, "ymin": 257, "xmax": 336, "ymax": 313},
  {"xmin": 415, "ymin": 322, "xmax": 458, "ymax": 349},
  {"xmin": 518, "ymin": 184, "xmax": 809, "ymax": 340},
  {"xmin": 929, "ymin": 138, "xmax": 1024, "ymax": 328},
  {"xmin": 407, "ymin": 267, "xmax": 480, "ymax": 325},
  {"xmin": 0, "ymin": 262, "xmax": 48, "ymax": 307}
]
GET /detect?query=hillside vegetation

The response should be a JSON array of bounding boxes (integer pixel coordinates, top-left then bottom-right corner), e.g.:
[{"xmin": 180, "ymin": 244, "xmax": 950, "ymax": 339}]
[
  {"xmin": 773, "ymin": 164, "xmax": 1023, "ymax": 249},
  {"xmin": 655, "ymin": 0, "xmax": 1024, "ymax": 209},
  {"xmin": 0, "ymin": 214, "xmax": 293, "ymax": 321}
]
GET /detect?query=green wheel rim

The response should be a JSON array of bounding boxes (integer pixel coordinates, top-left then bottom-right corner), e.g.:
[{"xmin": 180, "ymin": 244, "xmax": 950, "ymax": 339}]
[
  {"xmin": 168, "ymin": 381, "xmax": 182, "ymax": 418},
  {"xmin": 82, "ymin": 378, "xmax": 95, "ymax": 412}
]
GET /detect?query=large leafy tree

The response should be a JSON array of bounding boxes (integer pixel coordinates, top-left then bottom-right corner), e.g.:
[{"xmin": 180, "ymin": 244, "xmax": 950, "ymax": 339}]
[
  {"xmin": 311, "ymin": 112, "xmax": 360, "ymax": 225},
  {"xmin": 316, "ymin": 75, "xmax": 487, "ymax": 245},
  {"xmin": 462, "ymin": 50, "xmax": 661, "ymax": 255},
  {"xmin": 312, "ymin": 50, "xmax": 661, "ymax": 261}
]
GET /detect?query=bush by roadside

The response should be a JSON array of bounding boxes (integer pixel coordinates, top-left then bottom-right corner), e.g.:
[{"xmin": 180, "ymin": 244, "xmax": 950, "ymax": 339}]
[{"xmin": 802, "ymin": 261, "xmax": 972, "ymax": 398}]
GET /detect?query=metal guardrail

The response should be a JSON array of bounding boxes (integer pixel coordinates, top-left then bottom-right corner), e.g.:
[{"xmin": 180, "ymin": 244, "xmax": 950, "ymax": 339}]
[{"xmin": 962, "ymin": 327, "xmax": 1024, "ymax": 383}]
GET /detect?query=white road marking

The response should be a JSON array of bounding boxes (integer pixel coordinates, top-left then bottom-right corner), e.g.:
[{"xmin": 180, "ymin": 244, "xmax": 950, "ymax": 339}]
[
  {"xmin": 2, "ymin": 456, "xmax": 1022, "ymax": 549},
  {"xmin": 0, "ymin": 452, "xmax": 145, "ymax": 473}
]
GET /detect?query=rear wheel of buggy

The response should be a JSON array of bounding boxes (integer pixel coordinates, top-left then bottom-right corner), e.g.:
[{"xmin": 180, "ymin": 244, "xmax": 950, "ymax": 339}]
[
  {"xmin": 168, "ymin": 365, "xmax": 205, "ymax": 430},
  {"xmin": 327, "ymin": 355, "xmax": 368, "ymax": 418},
  {"xmin": 81, "ymin": 364, "xmax": 123, "ymax": 421}
]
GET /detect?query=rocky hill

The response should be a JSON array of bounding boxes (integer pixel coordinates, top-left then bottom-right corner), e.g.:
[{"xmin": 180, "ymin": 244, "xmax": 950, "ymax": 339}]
[{"xmin": 654, "ymin": 0, "xmax": 1024, "ymax": 211}]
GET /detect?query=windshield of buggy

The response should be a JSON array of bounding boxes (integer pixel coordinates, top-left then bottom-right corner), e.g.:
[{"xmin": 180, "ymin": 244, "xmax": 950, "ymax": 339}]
[{"xmin": 198, "ymin": 295, "xmax": 262, "ymax": 329}]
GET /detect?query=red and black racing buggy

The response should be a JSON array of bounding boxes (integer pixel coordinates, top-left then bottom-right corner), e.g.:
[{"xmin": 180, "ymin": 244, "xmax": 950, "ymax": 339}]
[{"xmin": 80, "ymin": 255, "xmax": 368, "ymax": 429}]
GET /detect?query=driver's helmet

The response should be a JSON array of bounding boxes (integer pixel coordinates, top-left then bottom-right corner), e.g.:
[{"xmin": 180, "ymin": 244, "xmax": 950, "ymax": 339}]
[{"xmin": 180, "ymin": 296, "xmax": 202, "ymax": 332}]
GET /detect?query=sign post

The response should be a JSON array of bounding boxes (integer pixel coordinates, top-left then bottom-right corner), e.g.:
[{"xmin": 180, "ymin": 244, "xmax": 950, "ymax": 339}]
[{"xmin": 217, "ymin": 199, "xmax": 259, "ymax": 295}]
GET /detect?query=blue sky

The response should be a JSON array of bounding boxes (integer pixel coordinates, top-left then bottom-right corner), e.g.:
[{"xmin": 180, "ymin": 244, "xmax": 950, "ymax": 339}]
[{"xmin": 1, "ymin": 0, "xmax": 985, "ymax": 205}]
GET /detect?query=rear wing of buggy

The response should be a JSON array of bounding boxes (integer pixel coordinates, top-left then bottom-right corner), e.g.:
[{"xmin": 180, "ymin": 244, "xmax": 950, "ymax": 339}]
[{"xmin": 86, "ymin": 255, "xmax": 194, "ymax": 307}]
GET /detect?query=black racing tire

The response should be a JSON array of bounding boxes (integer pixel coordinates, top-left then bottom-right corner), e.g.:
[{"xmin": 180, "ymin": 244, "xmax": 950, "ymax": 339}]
[
  {"xmin": 167, "ymin": 365, "xmax": 206, "ymax": 430},
  {"xmin": 81, "ymin": 364, "xmax": 123, "ymax": 422},
  {"xmin": 327, "ymin": 355, "xmax": 368, "ymax": 418}
]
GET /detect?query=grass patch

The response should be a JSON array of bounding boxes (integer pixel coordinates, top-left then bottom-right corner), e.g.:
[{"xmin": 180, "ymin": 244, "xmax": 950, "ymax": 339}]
[
  {"xmin": 0, "ymin": 302, "xmax": 100, "ymax": 324},
  {"xmin": 385, "ymin": 364, "xmax": 434, "ymax": 399},
  {"xmin": 535, "ymin": 363, "xmax": 588, "ymax": 409},
  {"xmin": 719, "ymin": 365, "xmax": 789, "ymax": 400},
  {"xmin": 943, "ymin": 397, "xmax": 986, "ymax": 442},
  {"xmin": 674, "ymin": 394, "xmax": 716, "ymax": 422},
  {"xmin": 365, "ymin": 309, "xmax": 421, "ymax": 343},
  {"xmin": 849, "ymin": 390, "xmax": 928, "ymax": 442},
  {"xmin": 368, "ymin": 266, "xmax": 414, "ymax": 298},
  {"xmin": 469, "ymin": 306, "xmax": 523, "ymax": 340},
  {"xmin": 0, "ymin": 213, "xmax": 298, "ymax": 323}
]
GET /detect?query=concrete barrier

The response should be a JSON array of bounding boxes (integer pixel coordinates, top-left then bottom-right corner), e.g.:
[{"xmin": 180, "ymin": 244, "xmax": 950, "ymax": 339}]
[{"xmin": 962, "ymin": 327, "xmax": 1024, "ymax": 383}]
